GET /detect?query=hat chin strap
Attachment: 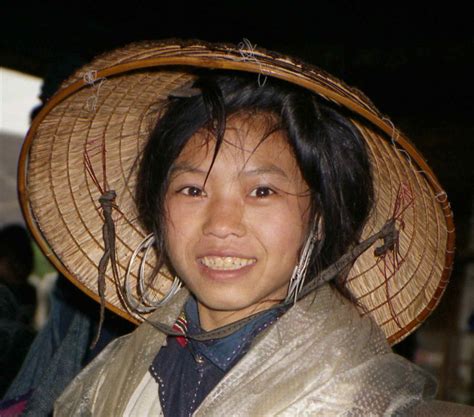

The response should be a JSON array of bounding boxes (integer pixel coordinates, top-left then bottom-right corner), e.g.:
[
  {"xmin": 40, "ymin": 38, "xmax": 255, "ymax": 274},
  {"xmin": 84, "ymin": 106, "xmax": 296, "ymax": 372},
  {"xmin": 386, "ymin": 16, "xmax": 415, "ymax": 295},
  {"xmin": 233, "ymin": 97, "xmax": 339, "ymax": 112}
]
[{"xmin": 143, "ymin": 219, "xmax": 398, "ymax": 341}]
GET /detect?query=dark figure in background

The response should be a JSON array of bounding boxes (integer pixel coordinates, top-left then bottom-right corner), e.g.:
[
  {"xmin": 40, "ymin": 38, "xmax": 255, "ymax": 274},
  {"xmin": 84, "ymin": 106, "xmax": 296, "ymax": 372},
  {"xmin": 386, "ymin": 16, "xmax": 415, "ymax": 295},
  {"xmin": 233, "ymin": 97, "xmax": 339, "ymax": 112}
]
[
  {"xmin": 1, "ymin": 275, "xmax": 135, "ymax": 416},
  {"xmin": 0, "ymin": 285, "xmax": 36, "ymax": 399},
  {"xmin": 0, "ymin": 227, "xmax": 133, "ymax": 415},
  {"xmin": 0, "ymin": 224, "xmax": 36, "ymax": 323},
  {"xmin": 0, "ymin": 224, "xmax": 36, "ymax": 398}
]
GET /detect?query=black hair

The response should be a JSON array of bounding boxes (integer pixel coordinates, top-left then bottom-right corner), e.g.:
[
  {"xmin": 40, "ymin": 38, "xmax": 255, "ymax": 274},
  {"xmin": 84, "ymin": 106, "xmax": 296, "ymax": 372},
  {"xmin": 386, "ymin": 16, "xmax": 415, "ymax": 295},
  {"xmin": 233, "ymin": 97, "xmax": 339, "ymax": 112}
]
[{"xmin": 136, "ymin": 71, "xmax": 373, "ymax": 290}]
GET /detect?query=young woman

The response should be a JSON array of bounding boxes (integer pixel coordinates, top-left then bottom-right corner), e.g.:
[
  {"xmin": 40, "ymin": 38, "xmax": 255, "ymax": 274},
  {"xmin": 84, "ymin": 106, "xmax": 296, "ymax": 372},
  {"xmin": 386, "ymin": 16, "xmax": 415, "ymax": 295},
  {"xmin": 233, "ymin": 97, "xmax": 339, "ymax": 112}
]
[{"xmin": 18, "ymin": 41, "xmax": 468, "ymax": 415}]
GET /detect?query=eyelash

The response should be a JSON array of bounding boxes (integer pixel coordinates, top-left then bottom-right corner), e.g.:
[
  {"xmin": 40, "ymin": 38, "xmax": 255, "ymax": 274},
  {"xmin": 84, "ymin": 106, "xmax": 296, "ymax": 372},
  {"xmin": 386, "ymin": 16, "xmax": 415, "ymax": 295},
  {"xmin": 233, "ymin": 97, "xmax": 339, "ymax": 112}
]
[
  {"xmin": 249, "ymin": 186, "xmax": 276, "ymax": 198},
  {"xmin": 178, "ymin": 186, "xmax": 206, "ymax": 197}
]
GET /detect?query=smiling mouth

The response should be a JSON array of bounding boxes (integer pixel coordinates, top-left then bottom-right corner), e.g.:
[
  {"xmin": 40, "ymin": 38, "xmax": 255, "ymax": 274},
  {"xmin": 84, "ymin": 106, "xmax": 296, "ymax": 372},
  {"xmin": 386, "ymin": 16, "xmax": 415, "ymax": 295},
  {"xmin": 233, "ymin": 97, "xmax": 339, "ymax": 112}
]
[{"xmin": 199, "ymin": 256, "xmax": 256, "ymax": 270}]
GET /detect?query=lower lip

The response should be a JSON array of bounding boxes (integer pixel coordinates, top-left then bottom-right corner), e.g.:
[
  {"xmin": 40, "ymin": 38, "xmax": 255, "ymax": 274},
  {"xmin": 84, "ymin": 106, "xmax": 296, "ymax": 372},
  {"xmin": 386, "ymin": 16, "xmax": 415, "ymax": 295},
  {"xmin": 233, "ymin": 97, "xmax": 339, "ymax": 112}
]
[{"xmin": 197, "ymin": 260, "xmax": 256, "ymax": 281}]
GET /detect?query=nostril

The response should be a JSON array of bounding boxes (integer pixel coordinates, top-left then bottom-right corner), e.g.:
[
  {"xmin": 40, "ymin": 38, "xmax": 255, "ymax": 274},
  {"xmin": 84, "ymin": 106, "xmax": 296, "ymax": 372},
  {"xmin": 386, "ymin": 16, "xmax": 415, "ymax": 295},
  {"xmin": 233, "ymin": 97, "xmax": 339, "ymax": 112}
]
[{"xmin": 202, "ymin": 203, "xmax": 245, "ymax": 238}]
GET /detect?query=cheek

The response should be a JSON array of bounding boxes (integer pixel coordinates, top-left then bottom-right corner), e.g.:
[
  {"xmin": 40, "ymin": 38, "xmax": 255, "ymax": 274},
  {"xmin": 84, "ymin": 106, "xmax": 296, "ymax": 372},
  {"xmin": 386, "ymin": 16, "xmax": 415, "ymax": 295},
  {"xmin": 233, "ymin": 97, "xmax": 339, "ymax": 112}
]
[
  {"xmin": 163, "ymin": 198, "xmax": 204, "ymax": 270},
  {"xmin": 163, "ymin": 201, "xmax": 189, "ymax": 264},
  {"xmin": 164, "ymin": 197, "xmax": 192, "ymax": 236},
  {"xmin": 249, "ymin": 204, "xmax": 308, "ymax": 260},
  {"xmin": 163, "ymin": 229, "xmax": 191, "ymax": 281}
]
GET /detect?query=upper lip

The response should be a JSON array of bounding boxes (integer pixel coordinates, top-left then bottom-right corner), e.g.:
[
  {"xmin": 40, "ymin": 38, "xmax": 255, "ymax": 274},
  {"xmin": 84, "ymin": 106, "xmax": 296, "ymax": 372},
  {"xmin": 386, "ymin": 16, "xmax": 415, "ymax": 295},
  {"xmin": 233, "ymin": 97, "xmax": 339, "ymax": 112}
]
[{"xmin": 196, "ymin": 250, "xmax": 256, "ymax": 260}]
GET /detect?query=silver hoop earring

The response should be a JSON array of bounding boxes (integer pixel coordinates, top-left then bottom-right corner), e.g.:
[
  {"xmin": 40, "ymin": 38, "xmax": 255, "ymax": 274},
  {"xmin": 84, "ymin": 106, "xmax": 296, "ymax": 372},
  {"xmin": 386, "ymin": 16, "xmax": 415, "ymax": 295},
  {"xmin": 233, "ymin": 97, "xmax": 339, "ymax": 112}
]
[
  {"xmin": 286, "ymin": 228, "xmax": 317, "ymax": 304},
  {"xmin": 124, "ymin": 233, "xmax": 182, "ymax": 313}
]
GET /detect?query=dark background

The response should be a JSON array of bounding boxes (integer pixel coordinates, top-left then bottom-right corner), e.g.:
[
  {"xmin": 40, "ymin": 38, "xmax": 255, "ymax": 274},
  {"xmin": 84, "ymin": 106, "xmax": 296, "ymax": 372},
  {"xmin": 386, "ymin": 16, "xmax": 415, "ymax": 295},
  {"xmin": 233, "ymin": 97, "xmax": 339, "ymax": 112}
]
[{"xmin": 2, "ymin": 0, "xmax": 473, "ymax": 400}]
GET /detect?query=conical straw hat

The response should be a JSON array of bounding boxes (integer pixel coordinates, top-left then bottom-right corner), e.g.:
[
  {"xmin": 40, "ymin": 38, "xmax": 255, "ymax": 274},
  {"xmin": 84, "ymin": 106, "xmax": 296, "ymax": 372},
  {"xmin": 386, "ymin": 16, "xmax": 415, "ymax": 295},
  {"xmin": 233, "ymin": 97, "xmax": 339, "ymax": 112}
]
[{"xmin": 18, "ymin": 40, "xmax": 454, "ymax": 344}]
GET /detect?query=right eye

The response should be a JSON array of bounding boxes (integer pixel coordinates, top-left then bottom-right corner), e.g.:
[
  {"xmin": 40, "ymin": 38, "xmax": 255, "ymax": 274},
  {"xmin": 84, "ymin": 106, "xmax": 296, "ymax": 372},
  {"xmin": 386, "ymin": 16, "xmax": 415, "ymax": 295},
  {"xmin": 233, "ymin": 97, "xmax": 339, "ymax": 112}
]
[{"xmin": 178, "ymin": 186, "xmax": 206, "ymax": 197}]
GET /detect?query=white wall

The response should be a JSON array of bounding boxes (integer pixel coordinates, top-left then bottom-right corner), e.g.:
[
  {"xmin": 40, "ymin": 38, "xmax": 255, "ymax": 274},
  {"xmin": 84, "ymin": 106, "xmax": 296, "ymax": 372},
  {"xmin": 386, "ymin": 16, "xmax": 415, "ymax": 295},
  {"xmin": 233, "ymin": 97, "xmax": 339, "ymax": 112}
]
[{"xmin": 0, "ymin": 67, "xmax": 42, "ymax": 225}]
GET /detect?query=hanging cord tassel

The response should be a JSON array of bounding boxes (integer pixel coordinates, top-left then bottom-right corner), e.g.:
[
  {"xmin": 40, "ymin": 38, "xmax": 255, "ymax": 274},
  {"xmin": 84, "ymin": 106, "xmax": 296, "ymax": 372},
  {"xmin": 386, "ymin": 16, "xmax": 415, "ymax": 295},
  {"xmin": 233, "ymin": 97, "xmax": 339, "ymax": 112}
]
[
  {"xmin": 83, "ymin": 133, "xmax": 124, "ymax": 348},
  {"xmin": 90, "ymin": 190, "xmax": 119, "ymax": 348}
]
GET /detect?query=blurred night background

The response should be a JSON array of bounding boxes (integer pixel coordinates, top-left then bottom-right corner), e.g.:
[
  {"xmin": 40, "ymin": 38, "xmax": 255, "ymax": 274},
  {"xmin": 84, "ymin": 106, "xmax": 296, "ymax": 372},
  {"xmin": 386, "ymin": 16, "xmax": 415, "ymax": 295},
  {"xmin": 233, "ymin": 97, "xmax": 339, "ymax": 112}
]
[{"xmin": 1, "ymin": 1, "xmax": 473, "ymax": 404}]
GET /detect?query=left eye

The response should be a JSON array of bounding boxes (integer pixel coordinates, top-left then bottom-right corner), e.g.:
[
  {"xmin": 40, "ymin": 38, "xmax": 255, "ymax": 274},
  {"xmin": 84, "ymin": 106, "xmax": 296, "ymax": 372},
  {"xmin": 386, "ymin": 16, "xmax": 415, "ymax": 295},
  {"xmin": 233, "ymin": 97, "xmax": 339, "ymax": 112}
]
[
  {"xmin": 249, "ymin": 187, "xmax": 275, "ymax": 198},
  {"xmin": 178, "ymin": 186, "xmax": 206, "ymax": 197}
]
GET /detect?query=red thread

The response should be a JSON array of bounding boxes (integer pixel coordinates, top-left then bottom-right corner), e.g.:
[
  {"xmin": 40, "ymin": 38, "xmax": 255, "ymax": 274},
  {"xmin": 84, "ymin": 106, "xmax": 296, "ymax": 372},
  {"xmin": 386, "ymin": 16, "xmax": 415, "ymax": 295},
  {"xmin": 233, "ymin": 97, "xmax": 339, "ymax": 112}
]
[
  {"xmin": 173, "ymin": 313, "xmax": 188, "ymax": 347},
  {"xmin": 376, "ymin": 182, "xmax": 415, "ymax": 329}
]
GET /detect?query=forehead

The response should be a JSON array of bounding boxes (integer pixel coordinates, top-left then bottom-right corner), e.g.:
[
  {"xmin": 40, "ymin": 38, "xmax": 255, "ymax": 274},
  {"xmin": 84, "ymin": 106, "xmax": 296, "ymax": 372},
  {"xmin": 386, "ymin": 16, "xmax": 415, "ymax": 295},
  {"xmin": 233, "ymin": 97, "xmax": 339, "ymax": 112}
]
[{"xmin": 174, "ymin": 113, "xmax": 299, "ymax": 172}]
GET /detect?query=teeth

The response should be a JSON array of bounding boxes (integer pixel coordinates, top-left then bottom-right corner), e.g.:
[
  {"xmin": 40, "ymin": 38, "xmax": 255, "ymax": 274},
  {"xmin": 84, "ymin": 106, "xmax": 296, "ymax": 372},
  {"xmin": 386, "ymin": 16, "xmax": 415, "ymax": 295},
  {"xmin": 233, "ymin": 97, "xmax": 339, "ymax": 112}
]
[{"xmin": 200, "ymin": 256, "xmax": 256, "ymax": 270}]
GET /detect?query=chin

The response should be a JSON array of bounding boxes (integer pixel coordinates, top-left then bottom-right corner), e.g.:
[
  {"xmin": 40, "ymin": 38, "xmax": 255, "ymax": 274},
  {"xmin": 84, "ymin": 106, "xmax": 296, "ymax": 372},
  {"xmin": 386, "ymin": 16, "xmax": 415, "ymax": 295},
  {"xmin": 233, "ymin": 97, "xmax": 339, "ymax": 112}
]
[{"xmin": 197, "ymin": 290, "xmax": 258, "ymax": 312}]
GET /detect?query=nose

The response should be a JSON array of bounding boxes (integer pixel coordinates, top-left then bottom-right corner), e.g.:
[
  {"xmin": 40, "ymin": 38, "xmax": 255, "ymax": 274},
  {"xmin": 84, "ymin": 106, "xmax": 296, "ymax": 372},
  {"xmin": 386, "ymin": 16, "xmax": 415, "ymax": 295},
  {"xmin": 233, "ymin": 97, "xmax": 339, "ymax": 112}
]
[{"xmin": 202, "ymin": 196, "xmax": 246, "ymax": 239}]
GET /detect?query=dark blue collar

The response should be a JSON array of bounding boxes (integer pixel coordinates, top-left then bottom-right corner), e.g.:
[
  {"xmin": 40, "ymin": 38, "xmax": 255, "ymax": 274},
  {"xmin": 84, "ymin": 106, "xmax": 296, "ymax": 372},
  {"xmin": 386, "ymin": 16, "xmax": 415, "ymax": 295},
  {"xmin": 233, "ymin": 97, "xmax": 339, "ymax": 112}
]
[{"xmin": 184, "ymin": 297, "xmax": 284, "ymax": 372}]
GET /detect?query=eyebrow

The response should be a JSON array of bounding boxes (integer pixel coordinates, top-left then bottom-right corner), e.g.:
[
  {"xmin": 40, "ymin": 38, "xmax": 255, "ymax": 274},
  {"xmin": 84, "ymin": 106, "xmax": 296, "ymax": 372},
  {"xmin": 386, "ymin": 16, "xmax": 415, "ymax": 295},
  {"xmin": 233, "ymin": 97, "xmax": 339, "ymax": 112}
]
[
  {"xmin": 169, "ymin": 162, "xmax": 290, "ymax": 180},
  {"xmin": 169, "ymin": 163, "xmax": 208, "ymax": 177},
  {"xmin": 240, "ymin": 165, "xmax": 289, "ymax": 180}
]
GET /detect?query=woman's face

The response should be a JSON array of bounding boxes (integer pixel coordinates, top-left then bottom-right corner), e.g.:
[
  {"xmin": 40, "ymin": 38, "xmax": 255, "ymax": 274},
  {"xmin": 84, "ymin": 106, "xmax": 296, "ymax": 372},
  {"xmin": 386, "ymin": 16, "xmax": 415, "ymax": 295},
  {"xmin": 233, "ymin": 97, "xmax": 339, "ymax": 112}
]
[{"xmin": 164, "ymin": 114, "xmax": 311, "ymax": 330}]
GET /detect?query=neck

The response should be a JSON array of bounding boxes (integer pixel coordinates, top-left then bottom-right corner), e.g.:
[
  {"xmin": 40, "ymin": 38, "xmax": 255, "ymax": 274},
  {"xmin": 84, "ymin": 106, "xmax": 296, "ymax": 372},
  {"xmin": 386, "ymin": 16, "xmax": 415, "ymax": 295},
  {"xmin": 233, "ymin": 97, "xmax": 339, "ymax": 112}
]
[{"xmin": 197, "ymin": 299, "xmax": 281, "ymax": 331}]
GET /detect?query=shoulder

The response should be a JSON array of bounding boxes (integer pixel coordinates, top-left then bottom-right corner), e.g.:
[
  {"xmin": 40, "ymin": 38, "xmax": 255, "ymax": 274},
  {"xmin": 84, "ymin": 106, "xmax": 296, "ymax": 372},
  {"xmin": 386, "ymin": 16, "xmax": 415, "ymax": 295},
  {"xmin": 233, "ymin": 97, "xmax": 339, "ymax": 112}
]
[
  {"xmin": 284, "ymin": 285, "xmax": 441, "ymax": 415},
  {"xmin": 54, "ymin": 335, "xmax": 129, "ymax": 416},
  {"xmin": 285, "ymin": 283, "xmax": 390, "ymax": 358},
  {"xmin": 54, "ymin": 289, "xmax": 189, "ymax": 416}
]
